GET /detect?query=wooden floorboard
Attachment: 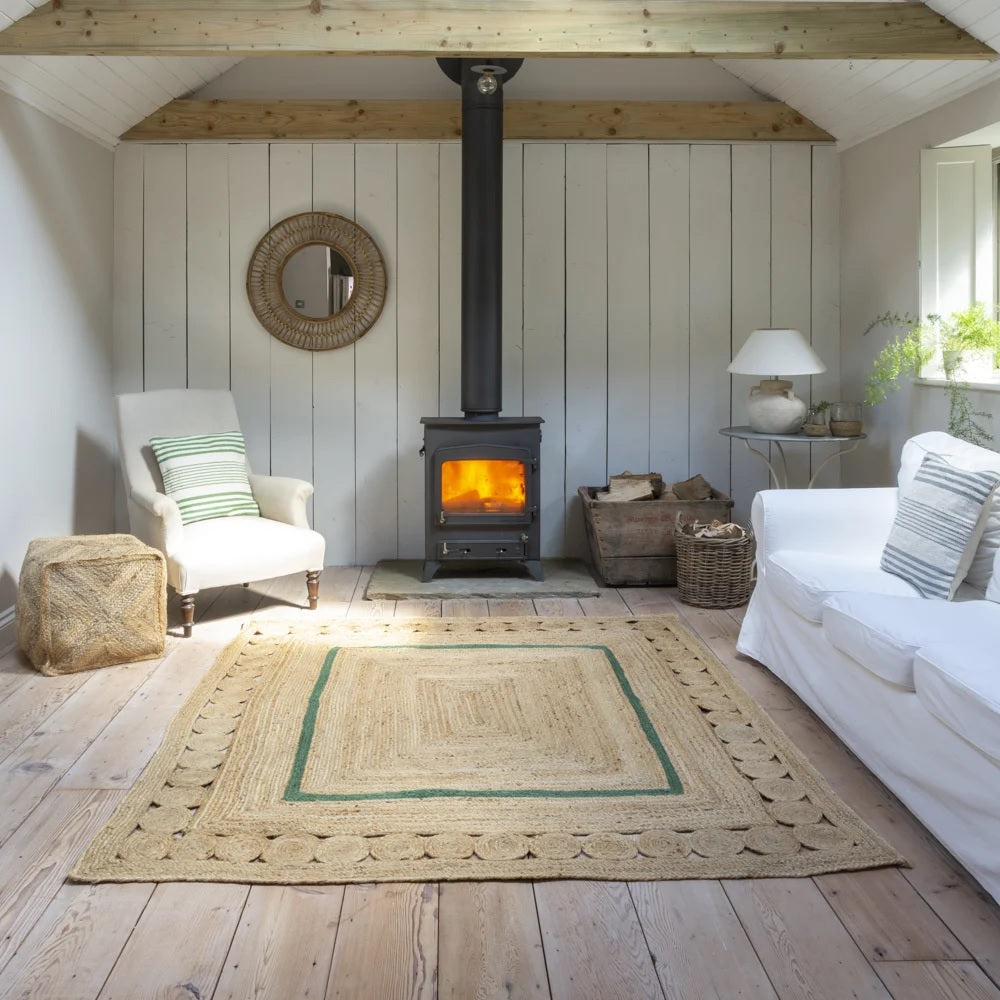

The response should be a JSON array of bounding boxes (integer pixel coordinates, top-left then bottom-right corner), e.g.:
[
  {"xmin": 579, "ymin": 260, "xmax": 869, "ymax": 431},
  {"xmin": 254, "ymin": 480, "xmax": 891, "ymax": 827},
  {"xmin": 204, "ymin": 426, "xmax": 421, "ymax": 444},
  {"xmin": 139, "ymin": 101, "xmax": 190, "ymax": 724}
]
[
  {"xmin": 0, "ymin": 570, "xmax": 998, "ymax": 999},
  {"xmin": 629, "ymin": 880, "xmax": 779, "ymax": 999},
  {"xmin": 0, "ymin": 789, "xmax": 123, "ymax": 972},
  {"xmin": 438, "ymin": 883, "xmax": 549, "ymax": 1000},
  {"xmin": 95, "ymin": 882, "xmax": 248, "ymax": 1000},
  {"xmin": 327, "ymin": 883, "xmax": 437, "ymax": 999},
  {"xmin": 0, "ymin": 881, "xmax": 153, "ymax": 1000},
  {"xmin": 815, "ymin": 867, "xmax": 971, "ymax": 963},
  {"xmin": 0, "ymin": 662, "xmax": 159, "ymax": 845},
  {"xmin": 723, "ymin": 878, "xmax": 894, "ymax": 1000},
  {"xmin": 534, "ymin": 881, "xmax": 662, "ymax": 1000},
  {"xmin": 214, "ymin": 885, "xmax": 345, "ymax": 1000},
  {"xmin": 874, "ymin": 960, "xmax": 1000, "ymax": 1000}
]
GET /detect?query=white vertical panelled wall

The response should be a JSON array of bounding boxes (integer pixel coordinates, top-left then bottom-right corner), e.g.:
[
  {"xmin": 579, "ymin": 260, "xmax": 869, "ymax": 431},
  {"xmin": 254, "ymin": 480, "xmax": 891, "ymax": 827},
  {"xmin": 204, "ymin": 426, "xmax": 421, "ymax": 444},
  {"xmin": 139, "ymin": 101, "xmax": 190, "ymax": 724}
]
[{"xmin": 113, "ymin": 140, "xmax": 839, "ymax": 564}]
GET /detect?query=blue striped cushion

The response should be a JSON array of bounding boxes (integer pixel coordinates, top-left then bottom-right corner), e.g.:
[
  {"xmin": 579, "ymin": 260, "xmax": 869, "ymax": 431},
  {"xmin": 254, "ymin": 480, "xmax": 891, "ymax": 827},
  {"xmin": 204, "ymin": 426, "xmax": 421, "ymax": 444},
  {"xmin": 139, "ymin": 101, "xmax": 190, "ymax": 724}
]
[
  {"xmin": 881, "ymin": 453, "xmax": 1000, "ymax": 599},
  {"xmin": 149, "ymin": 431, "xmax": 261, "ymax": 525}
]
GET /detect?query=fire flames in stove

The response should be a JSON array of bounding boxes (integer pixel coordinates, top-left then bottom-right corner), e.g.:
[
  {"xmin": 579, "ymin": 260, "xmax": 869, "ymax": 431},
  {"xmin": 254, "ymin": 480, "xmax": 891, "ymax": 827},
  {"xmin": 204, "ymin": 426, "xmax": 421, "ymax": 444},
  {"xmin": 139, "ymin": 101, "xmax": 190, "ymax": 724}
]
[{"xmin": 441, "ymin": 459, "xmax": 526, "ymax": 516}]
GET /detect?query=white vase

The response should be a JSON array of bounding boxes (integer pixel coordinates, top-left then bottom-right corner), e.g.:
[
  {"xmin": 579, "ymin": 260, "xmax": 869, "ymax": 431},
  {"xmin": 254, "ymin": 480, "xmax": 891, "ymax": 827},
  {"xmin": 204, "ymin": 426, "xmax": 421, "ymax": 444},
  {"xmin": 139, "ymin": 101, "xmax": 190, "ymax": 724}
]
[
  {"xmin": 746, "ymin": 380, "xmax": 807, "ymax": 434},
  {"xmin": 943, "ymin": 348, "xmax": 996, "ymax": 381}
]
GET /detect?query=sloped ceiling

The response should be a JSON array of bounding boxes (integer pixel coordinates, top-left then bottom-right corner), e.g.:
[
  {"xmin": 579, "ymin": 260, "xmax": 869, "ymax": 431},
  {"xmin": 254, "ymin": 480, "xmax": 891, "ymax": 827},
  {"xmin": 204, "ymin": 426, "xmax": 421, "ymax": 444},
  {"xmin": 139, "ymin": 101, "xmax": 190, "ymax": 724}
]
[
  {"xmin": 0, "ymin": 0, "xmax": 998, "ymax": 150},
  {"xmin": 720, "ymin": 1, "xmax": 1000, "ymax": 148},
  {"xmin": 0, "ymin": 1, "xmax": 241, "ymax": 146}
]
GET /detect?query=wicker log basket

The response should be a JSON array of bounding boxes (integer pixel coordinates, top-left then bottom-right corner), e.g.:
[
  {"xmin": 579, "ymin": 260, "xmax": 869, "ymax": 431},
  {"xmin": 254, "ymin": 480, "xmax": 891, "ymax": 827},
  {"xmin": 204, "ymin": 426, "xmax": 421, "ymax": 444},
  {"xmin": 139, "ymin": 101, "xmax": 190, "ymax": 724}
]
[{"xmin": 674, "ymin": 520, "xmax": 755, "ymax": 609}]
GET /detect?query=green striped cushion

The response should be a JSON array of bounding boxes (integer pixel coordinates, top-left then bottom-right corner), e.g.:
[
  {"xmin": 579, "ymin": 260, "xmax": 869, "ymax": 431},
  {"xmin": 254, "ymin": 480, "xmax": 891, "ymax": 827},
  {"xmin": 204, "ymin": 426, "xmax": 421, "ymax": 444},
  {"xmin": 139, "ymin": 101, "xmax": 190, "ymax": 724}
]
[{"xmin": 149, "ymin": 431, "xmax": 260, "ymax": 525}]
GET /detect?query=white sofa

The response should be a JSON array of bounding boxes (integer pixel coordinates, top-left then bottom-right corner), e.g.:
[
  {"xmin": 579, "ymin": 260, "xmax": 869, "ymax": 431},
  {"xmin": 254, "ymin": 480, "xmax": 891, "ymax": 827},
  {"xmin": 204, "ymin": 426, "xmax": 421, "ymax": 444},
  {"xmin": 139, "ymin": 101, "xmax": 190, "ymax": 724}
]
[{"xmin": 737, "ymin": 432, "xmax": 1000, "ymax": 904}]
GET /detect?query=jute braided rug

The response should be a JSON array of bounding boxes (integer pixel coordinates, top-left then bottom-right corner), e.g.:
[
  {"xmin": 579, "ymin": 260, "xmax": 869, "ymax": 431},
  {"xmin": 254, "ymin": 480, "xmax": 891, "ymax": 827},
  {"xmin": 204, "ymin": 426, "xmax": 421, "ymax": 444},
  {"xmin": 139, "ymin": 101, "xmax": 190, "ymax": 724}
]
[{"xmin": 72, "ymin": 616, "xmax": 905, "ymax": 884}]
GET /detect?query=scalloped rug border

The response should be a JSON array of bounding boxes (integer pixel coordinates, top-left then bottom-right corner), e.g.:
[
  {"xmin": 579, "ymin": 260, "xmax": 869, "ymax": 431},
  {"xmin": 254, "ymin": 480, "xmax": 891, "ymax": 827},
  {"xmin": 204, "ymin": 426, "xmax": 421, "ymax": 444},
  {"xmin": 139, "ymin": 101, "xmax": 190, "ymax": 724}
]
[{"xmin": 71, "ymin": 615, "xmax": 906, "ymax": 884}]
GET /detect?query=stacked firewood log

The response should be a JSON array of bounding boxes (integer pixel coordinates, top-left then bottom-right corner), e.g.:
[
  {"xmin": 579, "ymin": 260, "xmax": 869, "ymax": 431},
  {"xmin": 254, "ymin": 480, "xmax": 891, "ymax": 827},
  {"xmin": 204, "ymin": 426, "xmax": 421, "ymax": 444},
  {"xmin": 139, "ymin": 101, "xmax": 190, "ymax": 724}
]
[{"xmin": 593, "ymin": 471, "xmax": 714, "ymax": 503}]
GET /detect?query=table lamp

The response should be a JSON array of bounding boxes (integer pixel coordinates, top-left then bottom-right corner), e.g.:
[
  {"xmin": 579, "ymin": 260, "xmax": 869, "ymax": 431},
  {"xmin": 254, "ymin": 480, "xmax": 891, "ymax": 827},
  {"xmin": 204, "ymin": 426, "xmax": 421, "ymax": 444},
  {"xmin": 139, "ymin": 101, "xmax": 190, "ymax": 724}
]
[{"xmin": 728, "ymin": 328, "xmax": 827, "ymax": 434}]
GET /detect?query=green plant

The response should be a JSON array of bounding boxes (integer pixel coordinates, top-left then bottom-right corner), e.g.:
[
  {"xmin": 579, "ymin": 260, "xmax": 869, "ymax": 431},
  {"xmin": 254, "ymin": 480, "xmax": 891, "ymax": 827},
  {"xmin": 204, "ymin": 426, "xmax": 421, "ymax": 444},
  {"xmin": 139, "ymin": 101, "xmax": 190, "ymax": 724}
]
[
  {"xmin": 938, "ymin": 301, "xmax": 1000, "ymax": 357},
  {"xmin": 948, "ymin": 381, "xmax": 994, "ymax": 448},
  {"xmin": 862, "ymin": 312, "xmax": 934, "ymax": 406},
  {"xmin": 864, "ymin": 303, "xmax": 998, "ymax": 445}
]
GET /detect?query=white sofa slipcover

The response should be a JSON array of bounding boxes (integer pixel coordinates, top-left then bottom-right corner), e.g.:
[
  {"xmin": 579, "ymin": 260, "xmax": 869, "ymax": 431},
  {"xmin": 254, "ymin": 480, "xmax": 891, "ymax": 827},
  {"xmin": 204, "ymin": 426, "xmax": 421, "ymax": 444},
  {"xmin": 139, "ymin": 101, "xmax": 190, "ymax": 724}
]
[{"xmin": 737, "ymin": 432, "xmax": 1000, "ymax": 904}]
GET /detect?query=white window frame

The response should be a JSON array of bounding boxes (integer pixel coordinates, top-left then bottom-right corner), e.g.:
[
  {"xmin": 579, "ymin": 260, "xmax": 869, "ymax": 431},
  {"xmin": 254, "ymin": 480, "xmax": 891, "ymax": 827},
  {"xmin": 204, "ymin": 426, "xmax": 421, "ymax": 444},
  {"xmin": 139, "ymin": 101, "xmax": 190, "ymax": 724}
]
[{"xmin": 918, "ymin": 144, "xmax": 1000, "ymax": 388}]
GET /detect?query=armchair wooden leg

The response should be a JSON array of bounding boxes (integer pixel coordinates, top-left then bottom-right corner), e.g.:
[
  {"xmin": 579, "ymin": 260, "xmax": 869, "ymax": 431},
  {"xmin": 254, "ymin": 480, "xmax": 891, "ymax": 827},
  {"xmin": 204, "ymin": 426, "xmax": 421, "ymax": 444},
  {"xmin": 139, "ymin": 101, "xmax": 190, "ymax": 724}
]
[
  {"xmin": 180, "ymin": 594, "xmax": 195, "ymax": 638},
  {"xmin": 306, "ymin": 570, "xmax": 321, "ymax": 610}
]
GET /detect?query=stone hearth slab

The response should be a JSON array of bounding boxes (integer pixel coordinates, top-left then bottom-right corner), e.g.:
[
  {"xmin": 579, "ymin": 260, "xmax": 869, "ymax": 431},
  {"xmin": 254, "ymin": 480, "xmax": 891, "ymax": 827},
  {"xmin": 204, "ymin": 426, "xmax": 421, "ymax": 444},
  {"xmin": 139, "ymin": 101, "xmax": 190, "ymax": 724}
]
[{"xmin": 365, "ymin": 559, "xmax": 601, "ymax": 600}]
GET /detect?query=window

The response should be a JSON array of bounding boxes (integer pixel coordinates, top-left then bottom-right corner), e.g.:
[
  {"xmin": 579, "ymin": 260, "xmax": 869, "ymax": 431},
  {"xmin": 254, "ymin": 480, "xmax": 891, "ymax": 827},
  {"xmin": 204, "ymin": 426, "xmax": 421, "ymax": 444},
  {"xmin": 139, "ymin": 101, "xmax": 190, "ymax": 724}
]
[{"xmin": 919, "ymin": 145, "xmax": 1000, "ymax": 386}]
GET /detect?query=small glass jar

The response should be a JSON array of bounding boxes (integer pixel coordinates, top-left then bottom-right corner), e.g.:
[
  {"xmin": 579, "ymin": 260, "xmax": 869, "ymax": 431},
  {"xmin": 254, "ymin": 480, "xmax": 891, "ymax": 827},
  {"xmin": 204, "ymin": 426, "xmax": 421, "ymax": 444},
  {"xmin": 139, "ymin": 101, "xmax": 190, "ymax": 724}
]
[
  {"xmin": 829, "ymin": 402, "xmax": 863, "ymax": 437},
  {"xmin": 802, "ymin": 405, "xmax": 829, "ymax": 437}
]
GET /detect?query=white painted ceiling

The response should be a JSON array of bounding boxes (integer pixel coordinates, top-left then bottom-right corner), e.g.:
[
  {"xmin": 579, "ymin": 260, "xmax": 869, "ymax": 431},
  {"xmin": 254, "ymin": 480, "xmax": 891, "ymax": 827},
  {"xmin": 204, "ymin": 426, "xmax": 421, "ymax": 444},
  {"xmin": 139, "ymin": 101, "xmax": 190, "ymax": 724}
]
[{"xmin": 1, "ymin": 0, "xmax": 999, "ymax": 150}]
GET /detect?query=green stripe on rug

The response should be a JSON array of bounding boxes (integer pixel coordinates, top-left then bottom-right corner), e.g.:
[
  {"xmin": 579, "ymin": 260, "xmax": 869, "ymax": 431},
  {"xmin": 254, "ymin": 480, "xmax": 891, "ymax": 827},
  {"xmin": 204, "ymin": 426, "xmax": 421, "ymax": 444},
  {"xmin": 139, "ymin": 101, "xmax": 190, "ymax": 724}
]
[{"xmin": 284, "ymin": 643, "xmax": 683, "ymax": 802}]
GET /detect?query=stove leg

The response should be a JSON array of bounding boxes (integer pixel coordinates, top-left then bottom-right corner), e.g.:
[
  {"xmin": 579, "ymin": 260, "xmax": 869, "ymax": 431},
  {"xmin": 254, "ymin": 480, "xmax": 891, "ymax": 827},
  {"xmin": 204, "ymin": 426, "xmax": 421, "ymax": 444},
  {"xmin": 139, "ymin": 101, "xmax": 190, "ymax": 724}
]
[
  {"xmin": 421, "ymin": 560, "xmax": 440, "ymax": 583},
  {"xmin": 523, "ymin": 560, "xmax": 544, "ymax": 581}
]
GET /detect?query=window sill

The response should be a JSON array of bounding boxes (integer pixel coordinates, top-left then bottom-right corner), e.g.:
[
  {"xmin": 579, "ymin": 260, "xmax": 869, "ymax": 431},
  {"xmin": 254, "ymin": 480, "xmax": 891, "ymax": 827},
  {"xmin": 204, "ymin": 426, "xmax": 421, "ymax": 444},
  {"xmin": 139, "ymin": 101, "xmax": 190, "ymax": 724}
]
[{"xmin": 915, "ymin": 377, "xmax": 1000, "ymax": 393}]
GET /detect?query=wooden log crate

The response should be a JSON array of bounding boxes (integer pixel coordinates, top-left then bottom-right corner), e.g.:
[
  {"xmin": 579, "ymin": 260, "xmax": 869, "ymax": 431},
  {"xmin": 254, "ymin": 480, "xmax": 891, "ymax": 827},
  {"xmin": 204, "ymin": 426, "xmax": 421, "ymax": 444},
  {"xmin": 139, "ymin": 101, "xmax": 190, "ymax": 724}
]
[{"xmin": 578, "ymin": 484, "xmax": 734, "ymax": 586}]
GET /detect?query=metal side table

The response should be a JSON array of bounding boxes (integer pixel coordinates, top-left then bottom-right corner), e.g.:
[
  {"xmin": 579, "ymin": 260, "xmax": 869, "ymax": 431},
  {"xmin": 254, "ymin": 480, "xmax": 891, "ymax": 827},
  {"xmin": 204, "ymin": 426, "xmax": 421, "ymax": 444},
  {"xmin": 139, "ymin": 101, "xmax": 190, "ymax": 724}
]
[{"xmin": 720, "ymin": 425, "xmax": 866, "ymax": 488}]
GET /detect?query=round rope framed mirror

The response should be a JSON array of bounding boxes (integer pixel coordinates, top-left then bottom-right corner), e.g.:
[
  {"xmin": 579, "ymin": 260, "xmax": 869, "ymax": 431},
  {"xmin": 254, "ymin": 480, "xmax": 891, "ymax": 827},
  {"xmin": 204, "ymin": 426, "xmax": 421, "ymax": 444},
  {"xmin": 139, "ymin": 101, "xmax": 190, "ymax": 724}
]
[{"xmin": 247, "ymin": 211, "xmax": 387, "ymax": 351}]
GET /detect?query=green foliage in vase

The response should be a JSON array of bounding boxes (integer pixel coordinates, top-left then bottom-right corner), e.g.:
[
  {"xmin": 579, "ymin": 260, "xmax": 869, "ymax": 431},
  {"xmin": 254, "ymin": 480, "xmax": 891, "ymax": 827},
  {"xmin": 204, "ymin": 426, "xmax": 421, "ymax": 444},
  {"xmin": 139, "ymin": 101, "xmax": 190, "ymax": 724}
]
[
  {"xmin": 863, "ymin": 312, "xmax": 934, "ymax": 406},
  {"xmin": 938, "ymin": 301, "xmax": 1000, "ymax": 361},
  {"xmin": 863, "ymin": 303, "xmax": 999, "ymax": 445}
]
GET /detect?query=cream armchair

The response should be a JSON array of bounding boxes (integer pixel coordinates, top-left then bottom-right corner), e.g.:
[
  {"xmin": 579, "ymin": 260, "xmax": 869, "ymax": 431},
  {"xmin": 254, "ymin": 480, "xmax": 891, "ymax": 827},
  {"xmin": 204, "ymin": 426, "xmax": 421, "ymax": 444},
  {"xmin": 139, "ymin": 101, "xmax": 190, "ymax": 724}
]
[{"xmin": 115, "ymin": 389, "xmax": 326, "ymax": 636}]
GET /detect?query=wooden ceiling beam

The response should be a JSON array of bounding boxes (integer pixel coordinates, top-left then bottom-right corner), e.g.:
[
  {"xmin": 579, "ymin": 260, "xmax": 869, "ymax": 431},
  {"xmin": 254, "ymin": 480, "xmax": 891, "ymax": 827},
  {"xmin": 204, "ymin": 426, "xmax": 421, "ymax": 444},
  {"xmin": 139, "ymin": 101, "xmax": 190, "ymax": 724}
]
[
  {"xmin": 1, "ymin": 2, "xmax": 993, "ymax": 60},
  {"xmin": 121, "ymin": 98, "xmax": 834, "ymax": 142}
]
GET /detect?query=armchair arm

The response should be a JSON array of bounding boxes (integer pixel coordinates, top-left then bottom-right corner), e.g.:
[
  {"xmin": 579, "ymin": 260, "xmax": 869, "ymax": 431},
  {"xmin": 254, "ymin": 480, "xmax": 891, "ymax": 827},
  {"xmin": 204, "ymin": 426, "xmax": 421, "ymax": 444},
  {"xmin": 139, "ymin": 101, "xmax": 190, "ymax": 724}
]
[
  {"xmin": 127, "ymin": 487, "xmax": 184, "ymax": 555},
  {"xmin": 249, "ymin": 474, "xmax": 315, "ymax": 528},
  {"xmin": 752, "ymin": 487, "xmax": 898, "ymax": 575}
]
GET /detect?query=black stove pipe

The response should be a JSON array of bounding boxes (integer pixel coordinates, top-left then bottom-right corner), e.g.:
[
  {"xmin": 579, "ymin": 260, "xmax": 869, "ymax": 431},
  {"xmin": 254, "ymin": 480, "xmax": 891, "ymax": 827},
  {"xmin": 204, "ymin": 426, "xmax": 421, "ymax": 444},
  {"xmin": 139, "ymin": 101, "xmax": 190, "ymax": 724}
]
[
  {"xmin": 460, "ymin": 62, "xmax": 503, "ymax": 418},
  {"xmin": 438, "ymin": 57, "xmax": 523, "ymax": 419}
]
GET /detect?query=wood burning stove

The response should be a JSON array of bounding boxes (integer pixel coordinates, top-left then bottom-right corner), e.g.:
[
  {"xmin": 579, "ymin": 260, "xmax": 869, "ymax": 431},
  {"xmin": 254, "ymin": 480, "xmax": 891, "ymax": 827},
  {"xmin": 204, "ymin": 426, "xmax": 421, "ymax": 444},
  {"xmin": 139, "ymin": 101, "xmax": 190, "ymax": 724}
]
[
  {"xmin": 421, "ymin": 57, "xmax": 545, "ymax": 583},
  {"xmin": 421, "ymin": 416, "xmax": 542, "ymax": 581}
]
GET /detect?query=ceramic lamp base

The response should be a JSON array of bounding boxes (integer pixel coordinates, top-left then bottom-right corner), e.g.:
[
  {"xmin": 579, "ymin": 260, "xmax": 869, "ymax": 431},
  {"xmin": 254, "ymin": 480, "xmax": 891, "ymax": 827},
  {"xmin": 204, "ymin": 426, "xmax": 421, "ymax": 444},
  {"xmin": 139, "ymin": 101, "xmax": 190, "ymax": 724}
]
[{"xmin": 746, "ymin": 379, "xmax": 807, "ymax": 434}]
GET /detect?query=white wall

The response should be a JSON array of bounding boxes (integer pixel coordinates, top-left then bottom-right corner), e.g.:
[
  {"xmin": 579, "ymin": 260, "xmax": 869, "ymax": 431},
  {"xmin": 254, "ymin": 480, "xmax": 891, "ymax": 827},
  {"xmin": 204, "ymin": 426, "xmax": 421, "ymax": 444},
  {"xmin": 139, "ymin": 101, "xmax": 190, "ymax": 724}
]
[
  {"xmin": 841, "ymin": 78, "xmax": 1000, "ymax": 485},
  {"xmin": 0, "ymin": 91, "xmax": 115, "ymax": 642},
  {"xmin": 115, "ymin": 139, "xmax": 839, "ymax": 565}
]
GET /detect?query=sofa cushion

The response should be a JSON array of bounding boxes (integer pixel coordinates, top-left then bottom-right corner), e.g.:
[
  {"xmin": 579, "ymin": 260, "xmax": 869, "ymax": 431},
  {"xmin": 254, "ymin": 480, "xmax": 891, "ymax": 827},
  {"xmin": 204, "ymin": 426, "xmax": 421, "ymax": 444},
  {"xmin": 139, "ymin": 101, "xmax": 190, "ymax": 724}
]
[
  {"xmin": 881, "ymin": 453, "xmax": 1000, "ymax": 600},
  {"xmin": 171, "ymin": 516, "xmax": 326, "ymax": 593},
  {"xmin": 149, "ymin": 431, "xmax": 261, "ymax": 525},
  {"xmin": 988, "ymin": 545, "xmax": 1000, "ymax": 604},
  {"xmin": 822, "ymin": 593, "xmax": 1000, "ymax": 690},
  {"xmin": 766, "ymin": 551, "xmax": 918, "ymax": 623},
  {"xmin": 914, "ymin": 643, "xmax": 1000, "ymax": 765},
  {"xmin": 899, "ymin": 432, "xmax": 1000, "ymax": 592}
]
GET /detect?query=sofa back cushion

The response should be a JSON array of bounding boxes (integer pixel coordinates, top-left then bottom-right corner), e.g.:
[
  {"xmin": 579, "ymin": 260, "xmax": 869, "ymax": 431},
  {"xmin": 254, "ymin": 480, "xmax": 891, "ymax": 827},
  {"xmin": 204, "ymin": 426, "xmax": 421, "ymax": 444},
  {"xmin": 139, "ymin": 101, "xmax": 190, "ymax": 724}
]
[
  {"xmin": 989, "ymin": 546, "xmax": 1000, "ymax": 603},
  {"xmin": 899, "ymin": 432, "xmax": 1000, "ymax": 591},
  {"xmin": 882, "ymin": 453, "xmax": 1000, "ymax": 599}
]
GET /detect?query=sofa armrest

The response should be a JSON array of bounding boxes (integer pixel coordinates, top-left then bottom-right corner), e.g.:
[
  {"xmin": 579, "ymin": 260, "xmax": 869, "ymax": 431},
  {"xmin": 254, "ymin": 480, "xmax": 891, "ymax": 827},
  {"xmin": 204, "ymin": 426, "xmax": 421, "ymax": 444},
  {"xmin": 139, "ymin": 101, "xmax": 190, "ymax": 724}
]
[
  {"xmin": 127, "ymin": 487, "xmax": 183, "ymax": 555},
  {"xmin": 249, "ymin": 474, "xmax": 314, "ymax": 528},
  {"xmin": 752, "ymin": 487, "xmax": 898, "ymax": 575}
]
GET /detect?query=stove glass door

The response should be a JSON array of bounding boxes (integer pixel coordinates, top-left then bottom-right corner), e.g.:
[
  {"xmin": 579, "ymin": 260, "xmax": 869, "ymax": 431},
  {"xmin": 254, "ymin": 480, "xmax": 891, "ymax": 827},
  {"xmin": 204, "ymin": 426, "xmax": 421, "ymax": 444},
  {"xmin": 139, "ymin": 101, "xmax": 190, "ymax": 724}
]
[{"xmin": 440, "ymin": 458, "xmax": 526, "ymax": 516}]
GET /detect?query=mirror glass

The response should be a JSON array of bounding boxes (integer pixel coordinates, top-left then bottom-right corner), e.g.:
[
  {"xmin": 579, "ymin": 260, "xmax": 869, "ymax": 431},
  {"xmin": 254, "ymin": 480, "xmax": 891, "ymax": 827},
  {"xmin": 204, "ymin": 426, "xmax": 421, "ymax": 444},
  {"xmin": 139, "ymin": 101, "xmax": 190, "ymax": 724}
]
[{"xmin": 281, "ymin": 244, "xmax": 356, "ymax": 319}]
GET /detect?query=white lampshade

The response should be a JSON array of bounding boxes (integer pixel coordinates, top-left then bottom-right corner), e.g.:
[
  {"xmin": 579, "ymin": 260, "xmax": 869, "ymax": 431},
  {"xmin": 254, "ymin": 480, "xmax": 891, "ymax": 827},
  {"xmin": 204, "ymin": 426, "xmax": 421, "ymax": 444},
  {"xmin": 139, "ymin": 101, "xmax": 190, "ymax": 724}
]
[{"xmin": 728, "ymin": 328, "xmax": 827, "ymax": 377}]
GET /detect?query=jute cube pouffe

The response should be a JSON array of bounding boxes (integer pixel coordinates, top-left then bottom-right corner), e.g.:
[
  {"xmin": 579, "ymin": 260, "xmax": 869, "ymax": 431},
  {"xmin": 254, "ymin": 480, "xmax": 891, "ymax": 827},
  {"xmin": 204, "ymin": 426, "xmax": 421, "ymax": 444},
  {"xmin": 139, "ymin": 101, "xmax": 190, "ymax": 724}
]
[{"xmin": 17, "ymin": 534, "xmax": 167, "ymax": 676}]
